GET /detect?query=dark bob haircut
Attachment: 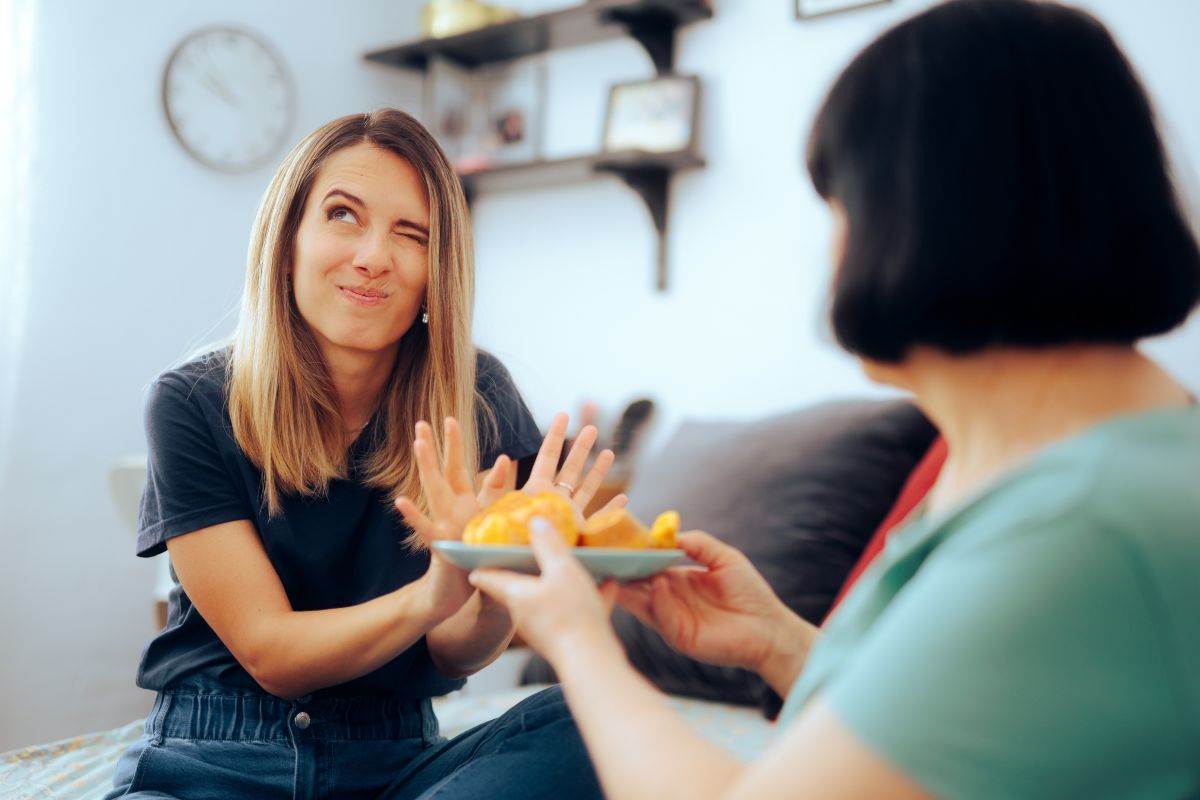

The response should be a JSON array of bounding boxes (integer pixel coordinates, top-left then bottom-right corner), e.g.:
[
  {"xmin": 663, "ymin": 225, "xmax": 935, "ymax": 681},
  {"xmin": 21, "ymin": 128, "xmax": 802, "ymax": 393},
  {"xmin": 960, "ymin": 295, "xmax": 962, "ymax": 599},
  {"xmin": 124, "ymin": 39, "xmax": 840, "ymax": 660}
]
[{"xmin": 808, "ymin": 0, "xmax": 1200, "ymax": 363}]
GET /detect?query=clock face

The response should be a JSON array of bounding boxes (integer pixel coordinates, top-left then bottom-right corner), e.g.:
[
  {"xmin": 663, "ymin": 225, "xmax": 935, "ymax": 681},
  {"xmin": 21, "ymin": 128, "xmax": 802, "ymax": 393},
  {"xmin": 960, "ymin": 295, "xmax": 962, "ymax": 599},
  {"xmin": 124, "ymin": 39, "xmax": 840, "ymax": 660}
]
[{"xmin": 161, "ymin": 27, "xmax": 294, "ymax": 173}]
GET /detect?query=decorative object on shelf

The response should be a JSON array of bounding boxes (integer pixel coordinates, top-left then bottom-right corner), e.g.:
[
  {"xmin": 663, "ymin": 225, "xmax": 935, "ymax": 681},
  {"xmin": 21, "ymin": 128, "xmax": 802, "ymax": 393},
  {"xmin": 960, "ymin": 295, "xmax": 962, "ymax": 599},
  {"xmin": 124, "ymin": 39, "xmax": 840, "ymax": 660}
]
[
  {"xmin": 425, "ymin": 55, "xmax": 473, "ymax": 163},
  {"xmin": 422, "ymin": 0, "xmax": 519, "ymax": 40},
  {"xmin": 467, "ymin": 57, "xmax": 547, "ymax": 170},
  {"xmin": 602, "ymin": 74, "xmax": 700, "ymax": 155},
  {"xmin": 795, "ymin": 0, "xmax": 890, "ymax": 20},
  {"xmin": 368, "ymin": 0, "xmax": 713, "ymax": 76},
  {"xmin": 161, "ymin": 26, "xmax": 294, "ymax": 173},
  {"xmin": 426, "ymin": 55, "xmax": 546, "ymax": 172}
]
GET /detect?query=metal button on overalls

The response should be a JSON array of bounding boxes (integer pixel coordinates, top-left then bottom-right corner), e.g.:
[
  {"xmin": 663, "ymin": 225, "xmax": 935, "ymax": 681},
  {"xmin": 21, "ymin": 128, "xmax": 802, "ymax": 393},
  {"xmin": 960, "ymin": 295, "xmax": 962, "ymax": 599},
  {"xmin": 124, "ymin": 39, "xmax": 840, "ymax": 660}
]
[{"xmin": 293, "ymin": 711, "xmax": 311, "ymax": 730}]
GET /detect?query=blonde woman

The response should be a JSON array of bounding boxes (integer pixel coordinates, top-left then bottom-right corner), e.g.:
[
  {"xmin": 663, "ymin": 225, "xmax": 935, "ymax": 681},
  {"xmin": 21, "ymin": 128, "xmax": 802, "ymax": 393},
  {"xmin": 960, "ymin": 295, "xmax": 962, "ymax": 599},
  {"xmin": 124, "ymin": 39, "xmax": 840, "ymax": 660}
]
[{"xmin": 105, "ymin": 109, "xmax": 612, "ymax": 800}]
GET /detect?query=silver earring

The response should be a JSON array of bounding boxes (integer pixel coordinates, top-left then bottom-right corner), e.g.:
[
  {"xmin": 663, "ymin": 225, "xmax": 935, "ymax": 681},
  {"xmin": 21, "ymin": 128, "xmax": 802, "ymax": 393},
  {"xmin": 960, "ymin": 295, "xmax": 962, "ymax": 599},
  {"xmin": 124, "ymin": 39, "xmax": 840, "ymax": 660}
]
[{"xmin": 421, "ymin": 308, "xmax": 429, "ymax": 324}]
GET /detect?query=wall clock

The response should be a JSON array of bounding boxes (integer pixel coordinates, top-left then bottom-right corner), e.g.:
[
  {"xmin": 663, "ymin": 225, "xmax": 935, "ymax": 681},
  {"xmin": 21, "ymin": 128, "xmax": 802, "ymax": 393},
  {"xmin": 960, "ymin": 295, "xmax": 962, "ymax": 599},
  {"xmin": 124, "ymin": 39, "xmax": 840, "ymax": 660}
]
[{"xmin": 161, "ymin": 26, "xmax": 294, "ymax": 173}]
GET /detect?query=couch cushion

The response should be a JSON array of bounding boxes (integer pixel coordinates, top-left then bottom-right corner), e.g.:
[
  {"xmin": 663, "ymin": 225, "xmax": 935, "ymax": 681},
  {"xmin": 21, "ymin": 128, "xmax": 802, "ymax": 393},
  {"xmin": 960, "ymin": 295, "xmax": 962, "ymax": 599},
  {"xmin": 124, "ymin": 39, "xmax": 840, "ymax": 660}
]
[
  {"xmin": 830, "ymin": 436, "xmax": 948, "ymax": 612},
  {"xmin": 521, "ymin": 399, "xmax": 938, "ymax": 716}
]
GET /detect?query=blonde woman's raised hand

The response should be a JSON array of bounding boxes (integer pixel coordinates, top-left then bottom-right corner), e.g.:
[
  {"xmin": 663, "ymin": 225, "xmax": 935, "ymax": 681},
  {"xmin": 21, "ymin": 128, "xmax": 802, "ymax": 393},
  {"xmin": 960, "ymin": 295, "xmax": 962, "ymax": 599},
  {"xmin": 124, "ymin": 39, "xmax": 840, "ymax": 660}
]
[
  {"xmin": 395, "ymin": 418, "xmax": 512, "ymax": 618},
  {"xmin": 395, "ymin": 413, "xmax": 627, "ymax": 552},
  {"xmin": 522, "ymin": 412, "xmax": 626, "ymax": 514}
]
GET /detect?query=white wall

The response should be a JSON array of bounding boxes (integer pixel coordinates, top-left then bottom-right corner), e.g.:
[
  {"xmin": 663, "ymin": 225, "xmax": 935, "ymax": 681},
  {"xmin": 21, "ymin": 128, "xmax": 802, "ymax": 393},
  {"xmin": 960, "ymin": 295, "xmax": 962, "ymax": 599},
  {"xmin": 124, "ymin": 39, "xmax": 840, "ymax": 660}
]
[
  {"xmin": 471, "ymin": 0, "xmax": 1200, "ymax": 433},
  {"xmin": 1, "ymin": 0, "xmax": 1198, "ymax": 752}
]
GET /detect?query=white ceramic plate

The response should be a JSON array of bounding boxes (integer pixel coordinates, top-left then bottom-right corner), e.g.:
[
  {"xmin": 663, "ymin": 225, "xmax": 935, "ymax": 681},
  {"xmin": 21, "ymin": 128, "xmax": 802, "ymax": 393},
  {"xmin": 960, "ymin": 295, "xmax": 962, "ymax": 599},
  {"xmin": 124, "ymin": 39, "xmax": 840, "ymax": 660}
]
[{"xmin": 432, "ymin": 541, "xmax": 688, "ymax": 581}]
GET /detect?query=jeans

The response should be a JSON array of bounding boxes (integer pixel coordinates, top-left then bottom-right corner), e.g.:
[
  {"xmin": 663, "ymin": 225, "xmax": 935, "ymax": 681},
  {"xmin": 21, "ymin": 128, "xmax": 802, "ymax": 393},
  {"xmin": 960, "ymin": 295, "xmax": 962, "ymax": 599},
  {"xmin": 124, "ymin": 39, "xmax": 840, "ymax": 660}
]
[{"xmin": 103, "ymin": 677, "xmax": 603, "ymax": 799}]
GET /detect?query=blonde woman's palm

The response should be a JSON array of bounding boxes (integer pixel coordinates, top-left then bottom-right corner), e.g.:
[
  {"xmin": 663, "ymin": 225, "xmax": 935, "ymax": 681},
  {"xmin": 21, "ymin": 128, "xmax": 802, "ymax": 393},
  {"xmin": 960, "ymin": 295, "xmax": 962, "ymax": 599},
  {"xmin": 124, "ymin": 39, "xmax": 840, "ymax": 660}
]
[{"xmin": 395, "ymin": 413, "xmax": 625, "ymax": 617}]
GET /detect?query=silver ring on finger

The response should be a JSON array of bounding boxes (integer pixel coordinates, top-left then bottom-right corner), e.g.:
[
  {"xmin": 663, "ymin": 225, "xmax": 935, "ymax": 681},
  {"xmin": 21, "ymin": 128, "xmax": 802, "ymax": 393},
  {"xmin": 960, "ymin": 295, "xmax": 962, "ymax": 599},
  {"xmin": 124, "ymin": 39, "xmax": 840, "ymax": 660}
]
[{"xmin": 553, "ymin": 480, "xmax": 577, "ymax": 495}]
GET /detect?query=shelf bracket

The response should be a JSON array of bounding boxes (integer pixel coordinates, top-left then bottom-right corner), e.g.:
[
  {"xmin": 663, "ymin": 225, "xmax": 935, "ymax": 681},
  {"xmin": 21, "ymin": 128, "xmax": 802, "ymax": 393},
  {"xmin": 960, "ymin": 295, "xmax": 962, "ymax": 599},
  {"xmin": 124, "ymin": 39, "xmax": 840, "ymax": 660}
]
[
  {"xmin": 603, "ymin": 8, "xmax": 677, "ymax": 74},
  {"xmin": 598, "ymin": 164, "xmax": 671, "ymax": 291}
]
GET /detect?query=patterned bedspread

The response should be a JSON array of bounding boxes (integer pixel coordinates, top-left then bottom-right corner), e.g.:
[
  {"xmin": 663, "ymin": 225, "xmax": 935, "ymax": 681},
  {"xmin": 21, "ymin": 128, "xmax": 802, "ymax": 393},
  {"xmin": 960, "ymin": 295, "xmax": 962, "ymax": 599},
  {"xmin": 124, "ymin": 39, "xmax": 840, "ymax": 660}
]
[{"xmin": 0, "ymin": 686, "xmax": 775, "ymax": 798}]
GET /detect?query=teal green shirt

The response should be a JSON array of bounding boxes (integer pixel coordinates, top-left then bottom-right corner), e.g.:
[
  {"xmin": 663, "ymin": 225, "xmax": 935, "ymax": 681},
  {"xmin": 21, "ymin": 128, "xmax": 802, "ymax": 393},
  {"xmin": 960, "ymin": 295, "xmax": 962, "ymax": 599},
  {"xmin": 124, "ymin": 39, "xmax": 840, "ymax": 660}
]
[{"xmin": 780, "ymin": 406, "xmax": 1200, "ymax": 799}]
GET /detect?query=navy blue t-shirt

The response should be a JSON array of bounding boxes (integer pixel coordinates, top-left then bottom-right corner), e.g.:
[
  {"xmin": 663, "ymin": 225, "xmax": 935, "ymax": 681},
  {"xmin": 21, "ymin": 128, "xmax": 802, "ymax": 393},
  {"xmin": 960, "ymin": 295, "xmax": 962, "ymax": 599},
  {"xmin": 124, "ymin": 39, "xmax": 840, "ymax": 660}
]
[{"xmin": 134, "ymin": 348, "xmax": 542, "ymax": 698}]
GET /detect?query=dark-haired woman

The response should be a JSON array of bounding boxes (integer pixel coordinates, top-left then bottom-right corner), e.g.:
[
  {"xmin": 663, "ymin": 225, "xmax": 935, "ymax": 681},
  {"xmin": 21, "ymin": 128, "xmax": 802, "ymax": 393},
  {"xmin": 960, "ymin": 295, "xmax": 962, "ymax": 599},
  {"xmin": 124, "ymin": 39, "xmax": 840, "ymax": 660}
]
[{"xmin": 409, "ymin": 1, "xmax": 1200, "ymax": 798}]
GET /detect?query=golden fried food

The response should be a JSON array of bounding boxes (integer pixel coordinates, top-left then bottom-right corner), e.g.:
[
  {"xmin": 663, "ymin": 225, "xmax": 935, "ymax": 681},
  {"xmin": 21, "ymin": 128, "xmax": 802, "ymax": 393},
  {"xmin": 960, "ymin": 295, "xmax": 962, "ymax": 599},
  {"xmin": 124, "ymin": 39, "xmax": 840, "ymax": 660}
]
[
  {"xmin": 462, "ymin": 491, "xmax": 680, "ymax": 549},
  {"xmin": 649, "ymin": 510, "xmax": 680, "ymax": 549},
  {"xmin": 581, "ymin": 508, "xmax": 653, "ymax": 548},
  {"xmin": 581, "ymin": 508, "xmax": 681, "ymax": 549},
  {"xmin": 463, "ymin": 491, "xmax": 580, "ymax": 546}
]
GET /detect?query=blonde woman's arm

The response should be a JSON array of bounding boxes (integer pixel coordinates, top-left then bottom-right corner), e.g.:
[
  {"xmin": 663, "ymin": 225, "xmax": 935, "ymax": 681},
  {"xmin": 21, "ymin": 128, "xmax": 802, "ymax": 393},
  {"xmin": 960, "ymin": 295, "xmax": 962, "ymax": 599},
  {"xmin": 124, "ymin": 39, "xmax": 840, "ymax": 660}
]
[{"xmin": 165, "ymin": 519, "xmax": 458, "ymax": 700}]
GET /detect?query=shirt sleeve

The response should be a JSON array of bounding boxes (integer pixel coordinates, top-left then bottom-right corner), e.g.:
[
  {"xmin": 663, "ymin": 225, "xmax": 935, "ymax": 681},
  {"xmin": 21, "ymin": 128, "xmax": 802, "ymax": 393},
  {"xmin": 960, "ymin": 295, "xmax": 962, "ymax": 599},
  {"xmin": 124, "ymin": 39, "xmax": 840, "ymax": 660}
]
[
  {"xmin": 136, "ymin": 375, "xmax": 254, "ymax": 557},
  {"xmin": 821, "ymin": 514, "xmax": 1192, "ymax": 800},
  {"xmin": 474, "ymin": 351, "xmax": 543, "ymax": 468}
]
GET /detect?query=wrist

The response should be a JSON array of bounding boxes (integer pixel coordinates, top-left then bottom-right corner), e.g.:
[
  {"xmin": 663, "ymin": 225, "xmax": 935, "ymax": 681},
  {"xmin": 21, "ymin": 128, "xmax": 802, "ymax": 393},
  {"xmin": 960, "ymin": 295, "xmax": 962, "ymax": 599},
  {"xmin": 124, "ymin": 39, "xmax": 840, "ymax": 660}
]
[
  {"xmin": 552, "ymin": 626, "xmax": 625, "ymax": 683},
  {"xmin": 754, "ymin": 606, "xmax": 815, "ymax": 697},
  {"xmin": 408, "ymin": 573, "xmax": 457, "ymax": 629}
]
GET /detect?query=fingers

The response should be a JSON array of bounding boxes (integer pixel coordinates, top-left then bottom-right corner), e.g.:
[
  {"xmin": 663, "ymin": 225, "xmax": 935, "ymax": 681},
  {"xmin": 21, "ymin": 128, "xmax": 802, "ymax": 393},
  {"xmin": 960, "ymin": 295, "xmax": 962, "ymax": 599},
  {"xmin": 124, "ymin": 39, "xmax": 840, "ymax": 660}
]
[
  {"xmin": 598, "ymin": 580, "xmax": 620, "ymax": 614},
  {"xmin": 528, "ymin": 413, "xmax": 569, "ymax": 485},
  {"xmin": 442, "ymin": 417, "xmax": 473, "ymax": 495},
  {"xmin": 615, "ymin": 581, "xmax": 655, "ymax": 622},
  {"xmin": 394, "ymin": 495, "xmax": 437, "ymax": 544},
  {"xmin": 477, "ymin": 455, "xmax": 510, "ymax": 507},
  {"xmin": 468, "ymin": 568, "xmax": 535, "ymax": 606},
  {"xmin": 504, "ymin": 458, "xmax": 518, "ymax": 492},
  {"xmin": 676, "ymin": 530, "xmax": 738, "ymax": 569},
  {"xmin": 572, "ymin": 448, "xmax": 615, "ymax": 510},
  {"xmin": 592, "ymin": 492, "xmax": 628, "ymax": 516},
  {"xmin": 413, "ymin": 422, "xmax": 454, "ymax": 516},
  {"xmin": 555, "ymin": 424, "xmax": 598, "ymax": 492}
]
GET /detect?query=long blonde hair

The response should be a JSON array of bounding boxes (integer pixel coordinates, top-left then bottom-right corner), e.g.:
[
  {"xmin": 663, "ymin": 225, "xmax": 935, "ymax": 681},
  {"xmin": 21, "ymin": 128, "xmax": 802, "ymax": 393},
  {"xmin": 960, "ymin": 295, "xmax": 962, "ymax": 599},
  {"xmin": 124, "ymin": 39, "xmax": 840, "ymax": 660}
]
[{"xmin": 228, "ymin": 108, "xmax": 486, "ymax": 519}]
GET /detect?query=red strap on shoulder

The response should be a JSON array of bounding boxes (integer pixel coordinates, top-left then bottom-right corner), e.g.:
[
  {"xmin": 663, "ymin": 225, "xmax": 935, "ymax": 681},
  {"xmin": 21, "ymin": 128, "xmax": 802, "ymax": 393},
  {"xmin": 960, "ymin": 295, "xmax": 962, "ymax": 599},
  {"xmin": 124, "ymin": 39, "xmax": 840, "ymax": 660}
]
[{"xmin": 826, "ymin": 436, "xmax": 948, "ymax": 619}]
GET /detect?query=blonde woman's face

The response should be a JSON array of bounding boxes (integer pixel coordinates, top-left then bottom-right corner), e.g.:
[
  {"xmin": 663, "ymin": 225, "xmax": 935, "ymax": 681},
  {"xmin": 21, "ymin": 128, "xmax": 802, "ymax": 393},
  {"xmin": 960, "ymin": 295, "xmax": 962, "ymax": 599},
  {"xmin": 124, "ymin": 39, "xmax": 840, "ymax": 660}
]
[{"xmin": 292, "ymin": 142, "xmax": 430, "ymax": 359}]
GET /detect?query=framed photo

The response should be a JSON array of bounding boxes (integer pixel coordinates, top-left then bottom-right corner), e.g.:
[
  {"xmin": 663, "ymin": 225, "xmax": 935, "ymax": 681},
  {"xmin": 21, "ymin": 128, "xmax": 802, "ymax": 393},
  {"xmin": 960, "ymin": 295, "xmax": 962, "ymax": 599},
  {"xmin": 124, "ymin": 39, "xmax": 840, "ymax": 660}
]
[
  {"xmin": 468, "ymin": 57, "xmax": 546, "ymax": 167},
  {"xmin": 424, "ymin": 55, "xmax": 473, "ymax": 163},
  {"xmin": 601, "ymin": 74, "xmax": 701, "ymax": 155},
  {"xmin": 424, "ymin": 55, "xmax": 546, "ymax": 172},
  {"xmin": 796, "ymin": 0, "xmax": 891, "ymax": 19}
]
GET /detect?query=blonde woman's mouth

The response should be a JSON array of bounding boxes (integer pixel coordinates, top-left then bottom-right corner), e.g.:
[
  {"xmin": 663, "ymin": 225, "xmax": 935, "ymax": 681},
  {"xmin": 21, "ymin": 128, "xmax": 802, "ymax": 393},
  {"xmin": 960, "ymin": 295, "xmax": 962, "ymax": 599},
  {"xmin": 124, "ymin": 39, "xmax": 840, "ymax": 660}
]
[{"xmin": 339, "ymin": 286, "xmax": 389, "ymax": 307}]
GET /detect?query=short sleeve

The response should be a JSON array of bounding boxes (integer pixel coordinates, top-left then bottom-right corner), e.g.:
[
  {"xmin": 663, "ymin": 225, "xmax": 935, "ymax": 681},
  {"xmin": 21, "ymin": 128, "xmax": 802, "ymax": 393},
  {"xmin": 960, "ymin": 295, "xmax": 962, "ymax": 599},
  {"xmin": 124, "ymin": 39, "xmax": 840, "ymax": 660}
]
[
  {"xmin": 822, "ymin": 516, "xmax": 1194, "ymax": 799},
  {"xmin": 137, "ymin": 376, "xmax": 253, "ymax": 557},
  {"xmin": 475, "ymin": 351, "xmax": 542, "ymax": 467}
]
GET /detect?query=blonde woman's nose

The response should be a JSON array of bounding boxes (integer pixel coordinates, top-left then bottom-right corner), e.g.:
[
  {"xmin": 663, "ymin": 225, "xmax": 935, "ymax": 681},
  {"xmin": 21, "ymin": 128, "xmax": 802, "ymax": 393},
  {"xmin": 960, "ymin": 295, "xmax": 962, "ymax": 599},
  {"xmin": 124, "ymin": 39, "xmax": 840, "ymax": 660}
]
[{"xmin": 352, "ymin": 233, "xmax": 391, "ymax": 277}]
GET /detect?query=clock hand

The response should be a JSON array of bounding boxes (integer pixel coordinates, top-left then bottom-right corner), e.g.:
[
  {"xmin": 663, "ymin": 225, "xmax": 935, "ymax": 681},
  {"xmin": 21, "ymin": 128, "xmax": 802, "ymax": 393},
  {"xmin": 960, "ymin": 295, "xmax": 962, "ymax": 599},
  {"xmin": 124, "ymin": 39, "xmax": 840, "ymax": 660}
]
[{"xmin": 200, "ymin": 69, "xmax": 239, "ymax": 108}]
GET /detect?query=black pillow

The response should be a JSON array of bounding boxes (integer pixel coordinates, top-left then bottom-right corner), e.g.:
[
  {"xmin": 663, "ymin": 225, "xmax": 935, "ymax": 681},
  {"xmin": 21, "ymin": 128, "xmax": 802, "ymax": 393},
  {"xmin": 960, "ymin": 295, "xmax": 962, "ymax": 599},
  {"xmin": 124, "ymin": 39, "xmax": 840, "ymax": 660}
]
[{"xmin": 520, "ymin": 399, "xmax": 938, "ymax": 717}]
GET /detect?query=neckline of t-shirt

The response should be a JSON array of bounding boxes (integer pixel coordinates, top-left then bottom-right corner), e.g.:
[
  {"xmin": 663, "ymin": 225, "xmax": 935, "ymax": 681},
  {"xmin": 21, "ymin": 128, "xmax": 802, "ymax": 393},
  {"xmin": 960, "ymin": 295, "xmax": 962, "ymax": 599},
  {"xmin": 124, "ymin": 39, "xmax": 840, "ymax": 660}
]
[{"xmin": 887, "ymin": 401, "xmax": 1198, "ymax": 553}]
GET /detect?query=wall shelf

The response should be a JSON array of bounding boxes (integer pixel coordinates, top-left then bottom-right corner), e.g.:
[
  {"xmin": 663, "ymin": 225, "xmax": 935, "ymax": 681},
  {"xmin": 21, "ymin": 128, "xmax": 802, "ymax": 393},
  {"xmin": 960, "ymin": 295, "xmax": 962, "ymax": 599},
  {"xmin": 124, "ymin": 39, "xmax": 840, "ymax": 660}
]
[
  {"xmin": 364, "ymin": 1, "xmax": 712, "ymax": 291},
  {"xmin": 364, "ymin": 0, "xmax": 712, "ymax": 75},
  {"xmin": 461, "ymin": 149, "xmax": 704, "ymax": 290}
]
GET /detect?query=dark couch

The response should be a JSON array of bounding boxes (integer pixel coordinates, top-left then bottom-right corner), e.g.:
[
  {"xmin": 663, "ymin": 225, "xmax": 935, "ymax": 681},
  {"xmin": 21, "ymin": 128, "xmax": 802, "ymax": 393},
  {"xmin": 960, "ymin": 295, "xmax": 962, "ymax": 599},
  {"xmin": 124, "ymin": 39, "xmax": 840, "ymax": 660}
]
[{"xmin": 521, "ymin": 398, "xmax": 938, "ymax": 717}]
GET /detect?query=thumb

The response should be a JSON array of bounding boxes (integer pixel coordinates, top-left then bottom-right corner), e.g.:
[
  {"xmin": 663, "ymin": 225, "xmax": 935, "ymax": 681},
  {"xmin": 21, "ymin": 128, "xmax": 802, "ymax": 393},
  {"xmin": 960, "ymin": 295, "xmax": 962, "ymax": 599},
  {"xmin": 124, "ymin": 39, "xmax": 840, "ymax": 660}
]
[
  {"xmin": 676, "ymin": 530, "xmax": 739, "ymax": 569},
  {"xmin": 528, "ymin": 517, "xmax": 571, "ymax": 573}
]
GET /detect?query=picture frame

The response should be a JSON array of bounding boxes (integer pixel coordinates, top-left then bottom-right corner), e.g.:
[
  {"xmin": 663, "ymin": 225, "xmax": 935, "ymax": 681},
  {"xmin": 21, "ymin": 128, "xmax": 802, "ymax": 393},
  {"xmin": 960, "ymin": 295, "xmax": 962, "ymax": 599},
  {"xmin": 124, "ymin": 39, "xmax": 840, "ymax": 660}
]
[
  {"xmin": 796, "ymin": 0, "xmax": 891, "ymax": 20},
  {"xmin": 424, "ymin": 55, "xmax": 473, "ymax": 164},
  {"xmin": 468, "ymin": 56, "xmax": 546, "ymax": 168},
  {"xmin": 601, "ymin": 74, "xmax": 701, "ymax": 155},
  {"xmin": 424, "ymin": 54, "xmax": 546, "ymax": 172}
]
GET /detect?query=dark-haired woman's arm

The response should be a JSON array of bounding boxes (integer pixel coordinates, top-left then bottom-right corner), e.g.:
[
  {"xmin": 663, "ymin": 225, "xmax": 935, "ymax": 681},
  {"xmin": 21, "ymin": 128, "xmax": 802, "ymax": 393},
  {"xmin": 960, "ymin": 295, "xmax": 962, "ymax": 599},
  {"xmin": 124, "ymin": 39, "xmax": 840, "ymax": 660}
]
[{"xmin": 469, "ymin": 526, "xmax": 933, "ymax": 800}]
